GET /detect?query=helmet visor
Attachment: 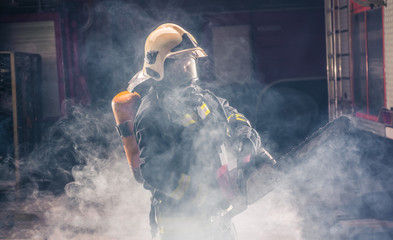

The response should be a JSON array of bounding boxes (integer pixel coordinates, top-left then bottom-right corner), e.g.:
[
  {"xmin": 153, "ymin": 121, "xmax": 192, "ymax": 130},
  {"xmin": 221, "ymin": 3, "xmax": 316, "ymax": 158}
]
[{"xmin": 164, "ymin": 53, "xmax": 198, "ymax": 82}]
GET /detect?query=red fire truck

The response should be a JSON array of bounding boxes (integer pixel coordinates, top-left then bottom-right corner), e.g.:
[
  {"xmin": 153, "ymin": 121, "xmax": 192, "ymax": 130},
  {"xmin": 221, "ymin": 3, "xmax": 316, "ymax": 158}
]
[{"xmin": 325, "ymin": 0, "xmax": 393, "ymax": 139}]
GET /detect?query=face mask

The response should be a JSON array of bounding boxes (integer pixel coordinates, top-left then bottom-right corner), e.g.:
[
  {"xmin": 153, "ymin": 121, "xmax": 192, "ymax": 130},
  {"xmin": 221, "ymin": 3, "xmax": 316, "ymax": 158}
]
[{"xmin": 163, "ymin": 53, "xmax": 198, "ymax": 85}]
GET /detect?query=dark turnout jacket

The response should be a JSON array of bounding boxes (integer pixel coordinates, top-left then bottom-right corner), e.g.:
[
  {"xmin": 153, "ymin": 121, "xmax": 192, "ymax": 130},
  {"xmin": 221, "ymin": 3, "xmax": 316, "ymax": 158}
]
[{"xmin": 133, "ymin": 82, "xmax": 257, "ymax": 218}]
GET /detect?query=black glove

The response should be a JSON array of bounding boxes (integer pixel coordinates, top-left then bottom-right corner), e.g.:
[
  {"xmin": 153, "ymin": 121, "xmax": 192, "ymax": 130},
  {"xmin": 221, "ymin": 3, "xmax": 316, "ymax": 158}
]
[{"xmin": 234, "ymin": 126, "xmax": 261, "ymax": 157}]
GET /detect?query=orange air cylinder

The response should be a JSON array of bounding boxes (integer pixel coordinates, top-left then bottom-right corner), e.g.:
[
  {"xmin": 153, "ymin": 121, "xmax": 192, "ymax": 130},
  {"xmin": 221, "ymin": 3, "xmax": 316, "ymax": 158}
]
[{"xmin": 112, "ymin": 91, "xmax": 143, "ymax": 183}]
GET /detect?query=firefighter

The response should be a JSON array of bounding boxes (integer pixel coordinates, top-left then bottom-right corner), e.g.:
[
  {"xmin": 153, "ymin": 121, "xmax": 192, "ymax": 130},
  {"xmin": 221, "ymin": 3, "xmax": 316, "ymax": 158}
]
[{"xmin": 124, "ymin": 23, "xmax": 262, "ymax": 240}]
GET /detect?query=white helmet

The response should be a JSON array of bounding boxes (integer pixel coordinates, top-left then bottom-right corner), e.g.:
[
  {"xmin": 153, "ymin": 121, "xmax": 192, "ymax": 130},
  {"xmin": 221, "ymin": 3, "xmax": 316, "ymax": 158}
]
[{"xmin": 128, "ymin": 23, "xmax": 207, "ymax": 92}]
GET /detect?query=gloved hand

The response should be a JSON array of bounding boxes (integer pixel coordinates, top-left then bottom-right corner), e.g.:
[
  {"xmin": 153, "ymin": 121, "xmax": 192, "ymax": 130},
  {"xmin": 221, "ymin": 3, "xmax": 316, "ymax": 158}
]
[
  {"xmin": 236, "ymin": 138, "xmax": 254, "ymax": 165},
  {"xmin": 234, "ymin": 126, "xmax": 261, "ymax": 163}
]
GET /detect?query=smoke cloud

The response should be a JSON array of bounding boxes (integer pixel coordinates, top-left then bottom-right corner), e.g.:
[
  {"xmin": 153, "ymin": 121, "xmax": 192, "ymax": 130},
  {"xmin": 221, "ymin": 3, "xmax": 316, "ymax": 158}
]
[
  {"xmin": 5, "ymin": 102, "xmax": 150, "ymax": 239},
  {"xmin": 234, "ymin": 116, "xmax": 393, "ymax": 240},
  {"xmin": 2, "ymin": 1, "xmax": 393, "ymax": 240},
  {"xmin": 9, "ymin": 101, "xmax": 392, "ymax": 240}
]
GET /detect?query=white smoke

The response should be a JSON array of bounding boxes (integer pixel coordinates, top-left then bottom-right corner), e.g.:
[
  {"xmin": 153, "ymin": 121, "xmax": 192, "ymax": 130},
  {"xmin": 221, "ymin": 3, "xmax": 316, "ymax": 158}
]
[
  {"xmin": 3, "ymin": 1, "xmax": 393, "ymax": 240},
  {"xmin": 5, "ymin": 103, "xmax": 151, "ymax": 240},
  {"xmin": 236, "ymin": 116, "xmax": 393, "ymax": 240},
  {"xmin": 6, "ymin": 92, "xmax": 393, "ymax": 240}
]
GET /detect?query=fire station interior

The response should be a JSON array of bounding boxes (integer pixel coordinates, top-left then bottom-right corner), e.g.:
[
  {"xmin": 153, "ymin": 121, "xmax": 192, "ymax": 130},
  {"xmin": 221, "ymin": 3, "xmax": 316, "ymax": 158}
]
[{"xmin": 1, "ymin": 0, "xmax": 393, "ymax": 239}]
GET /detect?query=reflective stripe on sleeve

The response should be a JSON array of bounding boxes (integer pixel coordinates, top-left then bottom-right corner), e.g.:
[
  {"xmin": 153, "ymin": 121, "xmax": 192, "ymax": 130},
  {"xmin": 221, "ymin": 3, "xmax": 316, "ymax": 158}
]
[{"xmin": 228, "ymin": 113, "xmax": 251, "ymax": 126}]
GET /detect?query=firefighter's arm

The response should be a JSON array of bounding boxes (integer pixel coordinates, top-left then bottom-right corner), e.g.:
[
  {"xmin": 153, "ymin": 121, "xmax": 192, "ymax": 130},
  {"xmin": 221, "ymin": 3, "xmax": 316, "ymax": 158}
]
[
  {"xmin": 218, "ymin": 97, "xmax": 260, "ymax": 153},
  {"xmin": 218, "ymin": 96, "xmax": 275, "ymax": 166}
]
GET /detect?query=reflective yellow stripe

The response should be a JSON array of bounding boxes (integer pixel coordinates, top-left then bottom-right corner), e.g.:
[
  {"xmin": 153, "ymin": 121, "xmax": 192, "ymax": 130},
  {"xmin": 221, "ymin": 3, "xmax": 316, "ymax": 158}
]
[
  {"xmin": 201, "ymin": 103, "xmax": 210, "ymax": 115},
  {"xmin": 168, "ymin": 174, "xmax": 191, "ymax": 200},
  {"xmin": 234, "ymin": 114, "xmax": 245, "ymax": 121},
  {"xmin": 228, "ymin": 113, "xmax": 250, "ymax": 126},
  {"xmin": 183, "ymin": 103, "xmax": 210, "ymax": 126},
  {"xmin": 228, "ymin": 113, "xmax": 246, "ymax": 121},
  {"xmin": 182, "ymin": 113, "xmax": 197, "ymax": 126},
  {"xmin": 236, "ymin": 115, "xmax": 247, "ymax": 122},
  {"xmin": 197, "ymin": 102, "xmax": 210, "ymax": 119}
]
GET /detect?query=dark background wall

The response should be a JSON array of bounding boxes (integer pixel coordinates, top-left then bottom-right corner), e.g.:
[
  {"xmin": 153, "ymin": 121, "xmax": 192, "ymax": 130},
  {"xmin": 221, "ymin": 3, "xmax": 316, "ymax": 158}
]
[{"xmin": 0, "ymin": 0, "xmax": 327, "ymax": 193}]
